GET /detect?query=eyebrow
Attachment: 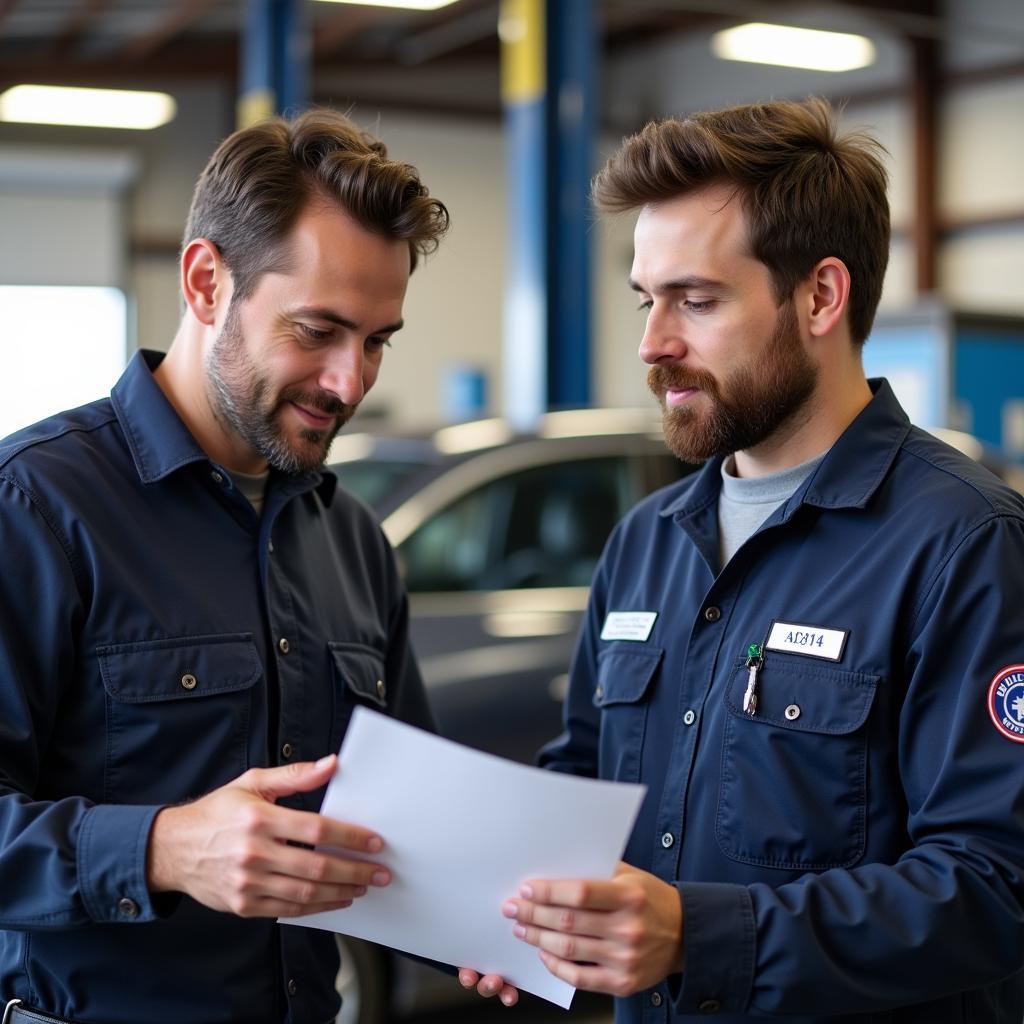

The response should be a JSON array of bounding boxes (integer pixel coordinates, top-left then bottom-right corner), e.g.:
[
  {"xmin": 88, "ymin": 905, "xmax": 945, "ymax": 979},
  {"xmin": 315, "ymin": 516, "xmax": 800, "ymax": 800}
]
[
  {"xmin": 628, "ymin": 275, "xmax": 726, "ymax": 295},
  {"xmin": 291, "ymin": 305, "xmax": 404, "ymax": 335}
]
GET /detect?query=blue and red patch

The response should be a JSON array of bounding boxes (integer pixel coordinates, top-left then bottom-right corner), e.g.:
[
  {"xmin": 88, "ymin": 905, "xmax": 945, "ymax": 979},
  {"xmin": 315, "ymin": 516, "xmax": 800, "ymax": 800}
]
[{"xmin": 988, "ymin": 665, "xmax": 1024, "ymax": 743}]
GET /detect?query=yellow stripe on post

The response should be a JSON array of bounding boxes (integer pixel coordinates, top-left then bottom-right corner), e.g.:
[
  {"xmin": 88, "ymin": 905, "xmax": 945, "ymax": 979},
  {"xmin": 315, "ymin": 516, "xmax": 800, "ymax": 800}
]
[
  {"xmin": 500, "ymin": 0, "xmax": 545, "ymax": 104},
  {"xmin": 236, "ymin": 88, "xmax": 275, "ymax": 129}
]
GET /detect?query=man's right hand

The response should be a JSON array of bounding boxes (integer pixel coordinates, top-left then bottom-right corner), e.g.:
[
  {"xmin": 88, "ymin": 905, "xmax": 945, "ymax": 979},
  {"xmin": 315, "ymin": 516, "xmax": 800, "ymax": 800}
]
[{"xmin": 146, "ymin": 754, "xmax": 389, "ymax": 918}]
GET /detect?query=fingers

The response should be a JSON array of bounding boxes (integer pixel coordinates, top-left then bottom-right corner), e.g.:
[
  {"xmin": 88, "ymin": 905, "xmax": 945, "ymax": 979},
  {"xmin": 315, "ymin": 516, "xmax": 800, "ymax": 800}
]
[
  {"xmin": 503, "ymin": 898, "xmax": 608, "ymax": 938},
  {"xmin": 265, "ymin": 840, "xmax": 391, "ymax": 891},
  {"xmin": 237, "ymin": 755, "xmax": 338, "ymax": 802},
  {"xmin": 458, "ymin": 970, "xmax": 518, "ymax": 1007},
  {"xmin": 537, "ymin": 950, "xmax": 625, "ymax": 997},
  {"xmin": 260, "ymin": 802, "xmax": 384, "ymax": 855},
  {"xmin": 518, "ymin": 878, "xmax": 624, "ymax": 911},
  {"xmin": 512, "ymin": 921, "xmax": 607, "ymax": 964}
]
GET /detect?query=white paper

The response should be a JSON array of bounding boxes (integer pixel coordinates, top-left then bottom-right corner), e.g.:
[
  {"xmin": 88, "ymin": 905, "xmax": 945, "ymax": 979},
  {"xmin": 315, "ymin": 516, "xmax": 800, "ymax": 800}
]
[{"xmin": 280, "ymin": 707, "xmax": 646, "ymax": 1008}]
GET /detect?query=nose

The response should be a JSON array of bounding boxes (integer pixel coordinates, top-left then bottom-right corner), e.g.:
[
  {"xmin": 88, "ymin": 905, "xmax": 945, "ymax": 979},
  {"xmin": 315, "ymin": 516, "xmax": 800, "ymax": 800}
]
[
  {"xmin": 639, "ymin": 303, "xmax": 686, "ymax": 366},
  {"xmin": 318, "ymin": 342, "xmax": 366, "ymax": 405}
]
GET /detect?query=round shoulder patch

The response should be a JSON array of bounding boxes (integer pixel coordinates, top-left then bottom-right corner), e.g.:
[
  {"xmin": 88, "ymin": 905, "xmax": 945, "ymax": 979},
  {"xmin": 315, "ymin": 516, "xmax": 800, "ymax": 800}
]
[{"xmin": 988, "ymin": 665, "xmax": 1024, "ymax": 743}]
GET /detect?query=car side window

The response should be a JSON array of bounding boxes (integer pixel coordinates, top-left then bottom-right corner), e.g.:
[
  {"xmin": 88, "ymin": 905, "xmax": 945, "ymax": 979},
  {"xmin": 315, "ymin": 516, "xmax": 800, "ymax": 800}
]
[{"xmin": 400, "ymin": 457, "xmax": 631, "ymax": 592}]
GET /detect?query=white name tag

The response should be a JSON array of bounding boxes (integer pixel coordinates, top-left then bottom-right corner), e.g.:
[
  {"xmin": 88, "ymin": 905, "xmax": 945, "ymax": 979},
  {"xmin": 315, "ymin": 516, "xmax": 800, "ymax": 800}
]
[
  {"xmin": 765, "ymin": 620, "xmax": 848, "ymax": 662},
  {"xmin": 601, "ymin": 611, "xmax": 658, "ymax": 643}
]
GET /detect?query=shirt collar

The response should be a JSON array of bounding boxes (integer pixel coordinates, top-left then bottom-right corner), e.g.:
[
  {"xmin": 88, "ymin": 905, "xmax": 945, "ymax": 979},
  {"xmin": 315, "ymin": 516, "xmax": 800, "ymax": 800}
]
[
  {"xmin": 111, "ymin": 349, "xmax": 337, "ymax": 505},
  {"xmin": 659, "ymin": 378, "xmax": 911, "ymax": 519}
]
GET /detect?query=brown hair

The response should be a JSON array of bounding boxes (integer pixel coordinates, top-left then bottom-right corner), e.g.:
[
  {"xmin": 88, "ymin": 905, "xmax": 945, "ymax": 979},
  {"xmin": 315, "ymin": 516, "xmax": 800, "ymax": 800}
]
[
  {"xmin": 593, "ymin": 98, "xmax": 890, "ymax": 346},
  {"xmin": 183, "ymin": 108, "xmax": 449, "ymax": 301}
]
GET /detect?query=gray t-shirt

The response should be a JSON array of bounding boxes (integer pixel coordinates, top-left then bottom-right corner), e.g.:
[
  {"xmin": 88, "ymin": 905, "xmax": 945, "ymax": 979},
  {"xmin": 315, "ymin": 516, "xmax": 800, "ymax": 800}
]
[
  {"xmin": 718, "ymin": 450, "xmax": 827, "ymax": 568},
  {"xmin": 227, "ymin": 467, "xmax": 271, "ymax": 517}
]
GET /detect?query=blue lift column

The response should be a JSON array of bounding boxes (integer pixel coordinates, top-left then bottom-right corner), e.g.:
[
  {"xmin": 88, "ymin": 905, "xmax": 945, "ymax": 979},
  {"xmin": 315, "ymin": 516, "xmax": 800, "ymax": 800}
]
[
  {"xmin": 500, "ymin": 0, "xmax": 597, "ymax": 428},
  {"xmin": 546, "ymin": 0, "xmax": 596, "ymax": 411},
  {"xmin": 238, "ymin": 0, "xmax": 310, "ymax": 128}
]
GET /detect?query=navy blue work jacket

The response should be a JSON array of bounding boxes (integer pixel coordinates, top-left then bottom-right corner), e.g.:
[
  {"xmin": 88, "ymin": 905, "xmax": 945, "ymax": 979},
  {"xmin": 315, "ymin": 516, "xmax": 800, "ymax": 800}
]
[
  {"xmin": 541, "ymin": 380, "xmax": 1024, "ymax": 1023},
  {"xmin": 0, "ymin": 351, "xmax": 434, "ymax": 1023}
]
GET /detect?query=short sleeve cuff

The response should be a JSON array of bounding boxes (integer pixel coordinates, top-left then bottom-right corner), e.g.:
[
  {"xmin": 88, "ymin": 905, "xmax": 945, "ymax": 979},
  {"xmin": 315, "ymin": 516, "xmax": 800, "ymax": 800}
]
[
  {"xmin": 77, "ymin": 803, "xmax": 164, "ymax": 924},
  {"xmin": 672, "ymin": 881, "xmax": 755, "ymax": 1015}
]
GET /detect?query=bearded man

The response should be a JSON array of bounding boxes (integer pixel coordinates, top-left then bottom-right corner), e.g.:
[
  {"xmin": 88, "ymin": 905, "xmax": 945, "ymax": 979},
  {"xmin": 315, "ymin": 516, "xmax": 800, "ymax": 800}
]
[
  {"xmin": 0, "ymin": 109, "xmax": 513, "ymax": 1024},
  {"xmin": 466, "ymin": 98, "xmax": 1024, "ymax": 1023}
]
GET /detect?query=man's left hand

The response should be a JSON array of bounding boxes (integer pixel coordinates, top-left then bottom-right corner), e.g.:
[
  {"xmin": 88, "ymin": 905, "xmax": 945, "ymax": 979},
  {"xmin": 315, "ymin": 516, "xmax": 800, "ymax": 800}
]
[{"xmin": 502, "ymin": 862, "xmax": 684, "ymax": 997}]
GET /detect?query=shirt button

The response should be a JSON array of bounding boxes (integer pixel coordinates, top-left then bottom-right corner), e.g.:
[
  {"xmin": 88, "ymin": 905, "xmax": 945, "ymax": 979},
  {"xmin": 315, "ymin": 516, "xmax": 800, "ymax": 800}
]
[
  {"xmin": 117, "ymin": 897, "xmax": 139, "ymax": 918},
  {"xmin": 268, "ymin": 538, "xmax": 274, "ymax": 553},
  {"xmin": 785, "ymin": 704, "xmax": 801, "ymax": 721},
  {"xmin": 279, "ymin": 637, "xmax": 290, "ymax": 654},
  {"xmin": 281, "ymin": 742, "xmax": 293, "ymax": 759},
  {"xmin": 376, "ymin": 679, "xmax": 386, "ymax": 700},
  {"xmin": 683, "ymin": 709, "xmax": 696, "ymax": 726},
  {"xmin": 181, "ymin": 673, "xmax": 197, "ymax": 690},
  {"xmin": 703, "ymin": 606, "xmax": 721, "ymax": 622},
  {"xmin": 594, "ymin": 685, "xmax": 604, "ymax": 700},
  {"xmin": 651, "ymin": 992, "xmax": 663, "ymax": 1007},
  {"xmin": 698, "ymin": 999, "xmax": 721, "ymax": 1014},
  {"xmin": 210, "ymin": 470, "xmax": 224, "ymax": 485},
  {"xmin": 661, "ymin": 832, "xmax": 674, "ymax": 849},
  {"xmin": 287, "ymin": 978, "xmax": 298, "ymax": 997}
]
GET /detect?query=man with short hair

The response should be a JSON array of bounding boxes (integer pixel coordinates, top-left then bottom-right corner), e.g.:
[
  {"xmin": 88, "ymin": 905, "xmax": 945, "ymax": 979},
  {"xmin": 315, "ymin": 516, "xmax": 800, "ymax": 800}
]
[
  {"xmin": 480, "ymin": 98, "xmax": 1024, "ymax": 1021},
  {"xmin": 0, "ymin": 109, "xmax": 513, "ymax": 1024}
]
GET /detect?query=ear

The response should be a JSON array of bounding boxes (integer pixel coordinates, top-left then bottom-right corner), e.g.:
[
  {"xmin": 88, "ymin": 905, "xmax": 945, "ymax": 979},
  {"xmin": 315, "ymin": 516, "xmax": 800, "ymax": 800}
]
[
  {"xmin": 802, "ymin": 257, "xmax": 851, "ymax": 340},
  {"xmin": 180, "ymin": 238, "xmax": 229, "ymax": 327}
]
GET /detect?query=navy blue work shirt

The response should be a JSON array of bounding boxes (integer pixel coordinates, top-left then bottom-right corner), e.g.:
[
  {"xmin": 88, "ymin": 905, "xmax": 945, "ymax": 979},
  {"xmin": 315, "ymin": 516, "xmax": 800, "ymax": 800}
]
[
  {"xmin": 541, "ymin": 380, "xmax": 1024, "ymax": 1022},
  {"xmin": 0, "ymin": 350, "xmax": 434, "ymax": 1023}
]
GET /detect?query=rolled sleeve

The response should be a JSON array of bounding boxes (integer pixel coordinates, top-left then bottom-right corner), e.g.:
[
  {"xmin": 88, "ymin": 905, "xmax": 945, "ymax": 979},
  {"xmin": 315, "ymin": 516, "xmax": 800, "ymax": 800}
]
[{"xmin": 673, "ymin": 881, "xmax": 755, "ymax": 1014}]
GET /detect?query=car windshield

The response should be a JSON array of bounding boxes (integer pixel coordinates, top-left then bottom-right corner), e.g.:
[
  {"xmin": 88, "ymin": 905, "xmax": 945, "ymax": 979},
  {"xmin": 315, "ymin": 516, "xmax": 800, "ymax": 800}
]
[{"xmin": 331, "ymin": 459, "xmax": 426, "ymax": 509}]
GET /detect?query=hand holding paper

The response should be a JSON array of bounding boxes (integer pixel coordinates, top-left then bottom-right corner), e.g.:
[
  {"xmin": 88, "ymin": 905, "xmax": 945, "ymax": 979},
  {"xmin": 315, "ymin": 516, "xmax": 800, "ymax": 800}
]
[
  {"xmin": 281, "ymin": 708, "xmax": 646, "ymax": 1007},
  {"xmin": 502, "ymin": 861, "xmax": 685, "ymax": 997}
]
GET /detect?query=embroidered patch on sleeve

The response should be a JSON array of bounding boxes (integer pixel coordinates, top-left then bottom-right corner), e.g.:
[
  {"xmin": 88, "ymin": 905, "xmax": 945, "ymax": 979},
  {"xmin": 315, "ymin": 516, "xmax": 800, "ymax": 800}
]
[{"xmin": 987, "ymin": 665, "xmax": 1024, "ymax": 743}]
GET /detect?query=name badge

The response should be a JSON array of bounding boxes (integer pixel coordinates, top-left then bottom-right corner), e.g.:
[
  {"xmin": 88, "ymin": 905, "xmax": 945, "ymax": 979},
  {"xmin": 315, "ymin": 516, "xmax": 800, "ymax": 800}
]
[
  {"xmin": 601, "ymin": 611, "xmax": 658, "ymax": 643},
  {"xmin": 765, "ymin": 620, "xmax": 848, "ymax": 662}
]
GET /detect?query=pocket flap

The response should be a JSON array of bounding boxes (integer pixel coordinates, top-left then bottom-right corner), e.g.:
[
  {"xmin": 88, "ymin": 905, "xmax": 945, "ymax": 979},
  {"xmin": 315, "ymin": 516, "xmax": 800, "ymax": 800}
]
[
  {"xmin": 97, "ymin": 634, "xmax": 261, "ymax": 703},
  {"xmin": 725, "ymin": 658, "xmax": 879, "ymax": 734},
  {"xmin": 594, "ymin": 645, "xmax": 664, "ymax": 707},
  {"xmin": 328, "ymin": 642, "xmax": 388, "ymax": 708}
]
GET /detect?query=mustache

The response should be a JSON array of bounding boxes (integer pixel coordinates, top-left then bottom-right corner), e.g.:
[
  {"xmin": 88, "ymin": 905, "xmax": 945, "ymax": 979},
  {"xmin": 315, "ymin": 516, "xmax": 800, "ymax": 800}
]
[
  {"xmin": 647, "ymin": 364, "xmax": 719, "ymax": 398},
  {"xmin": 280, "ymin": 388, "xmax": 350, "ymax": 417}
]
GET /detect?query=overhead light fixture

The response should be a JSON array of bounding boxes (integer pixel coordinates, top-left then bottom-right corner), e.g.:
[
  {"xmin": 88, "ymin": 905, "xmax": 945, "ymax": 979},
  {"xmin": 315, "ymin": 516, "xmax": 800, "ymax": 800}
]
[
  {"xmin": 0, "ymin": 85, "xmax": 176, "ymax": 130},
  {"xmin": 313, "ymin": 0, "xmax": 460, "ymax": 10},
  {"xmin": 711, "ymin": 23, "xmax": 875, "ymax": 72}
]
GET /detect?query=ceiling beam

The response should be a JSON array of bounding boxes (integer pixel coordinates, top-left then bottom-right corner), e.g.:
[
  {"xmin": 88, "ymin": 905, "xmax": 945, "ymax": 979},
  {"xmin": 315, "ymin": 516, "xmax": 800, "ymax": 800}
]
[
  {"xmin": 312, "ymin": 6, "xmax": 404, "ymax": 58},
  {"xmin": 117, "ymin": 0, "xmax": 222, "ymax": 62},
  {"xmin": 49, "ymin": 0, "xmax": 116, "ymax": 58}
]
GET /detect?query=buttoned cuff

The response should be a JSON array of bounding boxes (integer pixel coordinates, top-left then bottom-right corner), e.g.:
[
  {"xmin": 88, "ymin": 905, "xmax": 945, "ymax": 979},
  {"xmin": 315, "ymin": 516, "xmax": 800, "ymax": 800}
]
[
  {"xmin": 672, "ymin": 882, "xmax": 755, "ymax": 1015},
  {"xmin": 77, "ymin": 803, "xmax": 164, "ymax": 924}
]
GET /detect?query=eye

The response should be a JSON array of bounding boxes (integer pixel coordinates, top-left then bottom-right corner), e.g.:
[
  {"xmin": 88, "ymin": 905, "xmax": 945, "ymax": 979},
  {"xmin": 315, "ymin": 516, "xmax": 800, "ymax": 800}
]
[
  {"xmin": 365, "ymin": 336, "xmax": 393, "ymax": 352},
  {"xmin": 683, "ymin": 299, "xmax": 715, "ymax": 313},
  {"xmin": 636, "ymin": 299, "xmax": 652, "ymax": 312},
  {"xmin": 299, "ymin": 323, "xmax": 331, "ymax": 342}
]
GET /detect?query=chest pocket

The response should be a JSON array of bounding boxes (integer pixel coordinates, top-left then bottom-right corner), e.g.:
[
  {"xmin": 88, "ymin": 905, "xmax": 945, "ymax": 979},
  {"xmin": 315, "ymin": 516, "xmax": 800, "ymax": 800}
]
[
  {"xmin": 328, "ymin": 641, "xmax": 388, "ymax": 754},
  {"xmin": 716, "ymin": 656, "xmax": 879, "ymax": 870},
  {"xmin": 593, "ymin": 644, "xmax": 663, "ymax": 784},
  {"xmin": 98, "ymin": 634, "xmax": 260, "ymax": 804}
]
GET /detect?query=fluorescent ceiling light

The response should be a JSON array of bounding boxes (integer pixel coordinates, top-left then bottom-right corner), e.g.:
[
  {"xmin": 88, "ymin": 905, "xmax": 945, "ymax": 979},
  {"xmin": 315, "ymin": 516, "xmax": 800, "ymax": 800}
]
[
  {"xmin": 313, "ymin": 0, "xmax": 460, "ymax": 10},
  {"xmin": 711, "ymin": 23, "xmax": 875, "ymax": 72},
  {"xmin": 0, "ymin": 85, "xmax": 176, "ymax": 130}
]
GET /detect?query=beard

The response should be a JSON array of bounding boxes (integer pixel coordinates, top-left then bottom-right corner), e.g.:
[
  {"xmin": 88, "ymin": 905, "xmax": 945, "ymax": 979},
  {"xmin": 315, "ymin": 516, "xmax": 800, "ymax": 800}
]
[
  {"xmin": 206, "ymin": 303, "xmax": 356, "ymax": 474},
  {"xmin": 648, "ymin": 300, "xmax": 818, "ymax": 464}
]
